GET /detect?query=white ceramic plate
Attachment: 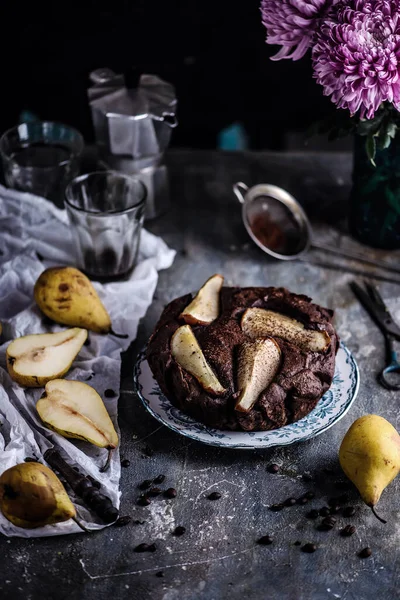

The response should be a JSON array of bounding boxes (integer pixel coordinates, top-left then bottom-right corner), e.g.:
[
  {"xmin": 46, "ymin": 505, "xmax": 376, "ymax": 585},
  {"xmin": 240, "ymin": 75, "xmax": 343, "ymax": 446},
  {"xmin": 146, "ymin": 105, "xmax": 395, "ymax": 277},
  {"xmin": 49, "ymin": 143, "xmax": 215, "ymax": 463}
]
[{"xmin": 133, "ymin": 342, "xmax": 359, "ymax": 448}]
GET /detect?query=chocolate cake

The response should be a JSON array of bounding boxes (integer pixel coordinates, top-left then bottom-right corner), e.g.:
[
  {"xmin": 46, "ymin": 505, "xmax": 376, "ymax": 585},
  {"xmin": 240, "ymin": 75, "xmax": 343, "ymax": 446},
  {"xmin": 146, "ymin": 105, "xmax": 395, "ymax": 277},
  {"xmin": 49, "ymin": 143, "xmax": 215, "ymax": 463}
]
[{"xmin": 147, "ymin": 281, "xmax": 339, "ymax": 432}]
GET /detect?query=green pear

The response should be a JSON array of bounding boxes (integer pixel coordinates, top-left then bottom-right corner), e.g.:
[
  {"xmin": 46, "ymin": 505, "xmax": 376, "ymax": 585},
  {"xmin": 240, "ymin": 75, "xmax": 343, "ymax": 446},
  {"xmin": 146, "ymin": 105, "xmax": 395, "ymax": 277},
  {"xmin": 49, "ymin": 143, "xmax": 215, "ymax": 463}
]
[
  {"xmin": 6, "ymin": 328, "xmax": 87, "ymax": 387},
  {"xmin": 339, "ymin": 414, "xmax": 400, "ymax": 523}
]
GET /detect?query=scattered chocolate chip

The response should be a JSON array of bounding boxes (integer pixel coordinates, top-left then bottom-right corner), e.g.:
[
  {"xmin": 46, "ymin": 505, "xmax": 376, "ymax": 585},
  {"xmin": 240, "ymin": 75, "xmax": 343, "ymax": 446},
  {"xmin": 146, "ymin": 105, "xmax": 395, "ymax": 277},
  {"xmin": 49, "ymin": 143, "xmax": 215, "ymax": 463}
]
[
  {"xmin": 154, "ymin": 474, "xmax": 166, "ymax": 484},
  {"xmin": 294, "ymin": 541, "xmax": 302, "ymax": 546},
  {"xmin": 24, "ymin": 457, "xmax": 37, "ymax": 463},
  {"xmin": 172, "ymin": 526, "xmax": 186, "ymax": 536},
  {"xmin": 340, "ymin": 525, "xmax": 356, "ymax": 537},
  {"xmin": 301, "ymin": 543, "xmax": 317, "ymax": 553},
  {"xmin": 84, "ymin": 338, "xmax": 91, "ymax": 346},
  {"xmin": 133, "ymin": 520, "xmax": 146, "ymax": 525},
  {"xmin": 284, "ymin": 498, "xmax": 297, "ymax": 507},
  {"xmin": 306, "ymin": 510, "xmax": 319, "ymax": 520},
  {"xmin": 269, "ymin": 503, "xmax": 284, "ymax": 512},
  {"xmin": 87, "ymin": 475, "xmax": 101, "ymax": 489},
  {"xmin": 115, "ymin": 516, "xmax": 132, "ymax": 527},
  {"xmin": 164, "ymin": 488, "xmax": 177, "ymax": 499},
  {"xmin": 155, "ymin": 571, "xmax": 164, "ymax": 578},
  {"xmin": 134, "ymin": 543, "xmax": 153, "ymax": 553},
  {"xmin": 137, "ymin": 495, "xmax": 151, "ymax": 506},
  {"xmin": 329, "ymin": 504, "xmax": 341, "ymax": 515},
  {"xmin": 319, "ymin": 507, "xmax": 331, "ymax": 517},
  {"xmin": 121, "ymin": 459, "xmax": 131, "ymax": 468},
  {"xmin": 302, "ymin": 473, "xmax": 313, "ymax": 482},
  {"xmin": 267, "ymin": 464, "xmax": 280, "ymax": 474},
  {"xmin": 359, "ymin": 547, "xmax": 372, "ymax": 559},
  {"xmin": 318, "ymin": 517, "xmax": 336, "ymax": 531},
  {"xmin": 105, "ymin": 389, "xmax": 116, "ymax": 398},
  {"xmin": 342, "ymin": 506, "xmax": 356, "ymax": 518},
  {"xmin": 148, "ymin": 487, "xmax": 162, "ymax": 497},
  {"xmin": 138, "ymin": 480, "xmax": 152, "ymax": 491},
  {"xmin": 207, "ymin": 491, "xmax": 222, "ymax": 501},
  {"xmin": 257, "ymin": 535, "xmax": 273, "ymax": 545},
  {"xmin": 142, "ymin": 445, "xmax": 154, "ymax": 457},
  {"xmin": 304, "ymin": 491, "xmax": 315, "ymax": 500},
  {"xmin": 296, "ymin": 496, "xmax": 309, "ymax": 505}
]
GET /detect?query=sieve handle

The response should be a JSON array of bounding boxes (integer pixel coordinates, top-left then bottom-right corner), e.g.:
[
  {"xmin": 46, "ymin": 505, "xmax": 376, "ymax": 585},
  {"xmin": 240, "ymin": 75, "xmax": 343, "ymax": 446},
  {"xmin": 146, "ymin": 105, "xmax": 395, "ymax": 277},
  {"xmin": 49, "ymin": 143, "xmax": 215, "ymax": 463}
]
[{"xmin": 233, "ymin": 182, "xmax": 249, "ymax": 204}]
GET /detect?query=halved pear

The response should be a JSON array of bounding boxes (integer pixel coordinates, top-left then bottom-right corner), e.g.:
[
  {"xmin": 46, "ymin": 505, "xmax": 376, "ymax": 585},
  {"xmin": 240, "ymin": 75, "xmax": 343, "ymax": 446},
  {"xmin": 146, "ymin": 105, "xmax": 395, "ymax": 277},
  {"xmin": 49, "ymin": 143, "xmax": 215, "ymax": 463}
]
[
  {"xmin": 171, "ymin": 324, "xmax": 226, "ymax": 395},
  {"xmin": 37, "ymin": 380, "xmax": 119, "ymax": 471},
  {"xmin": 6, "ymin": 328, "xmax": 87, "ymax": 387},
  {"xmin": 180, "ymin": 274, "xmax": 224, "ymax": 325},
  {"xmin": 241, "ymin": 308, "xmax": 330, "ymax": 352},
  {"xmin": 235, "ymin": 338, "xmax": 281, "ymax": 413}
]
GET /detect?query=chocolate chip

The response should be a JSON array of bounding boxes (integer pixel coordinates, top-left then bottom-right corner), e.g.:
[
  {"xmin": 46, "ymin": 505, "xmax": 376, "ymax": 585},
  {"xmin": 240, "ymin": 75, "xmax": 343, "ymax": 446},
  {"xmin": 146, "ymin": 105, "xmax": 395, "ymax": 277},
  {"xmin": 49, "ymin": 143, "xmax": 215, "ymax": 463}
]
[
  {"xmin": 133, "ymin": 520, "xmax": 146, "ymax": 525},
  {"xmin": 138, "ymin": 480, "xmax": 152, "ymax": 491},
  {"xmin": 121, "ymin": 459, "xmax": 130, "ymax": 468},
  {"xmin": 148, "ymin": 487, "xmax": 162, "ymax": 497},
  {"xmin": 137, "ymin": 495, "xmax": 151, "ymax": 506},
  {"xmin": 267, "ymin": 464, "xmax": 280, "ymax": 474},
  {"xmin": 359, "ymin": 547, "xmax": 372, "ymax": 558},
  {"xmin": 302, "ymin": 473, "xmax": 313, "ymax": 482},
  {"xmin": 153, "ymin": 474, "xmax": 166, "ymax": 484},
  {"xmin": 284, "ymin": 498, "xmax": 296, "ymax": 507},
  {"xmin": 329, "ymin": 504, "xmax": 341, "ymax": 515},
  {"xmin": 134, "ymin": 543, "xmax": 155, "ymax": 553},
  {"xmin": 301, "ymin": 543, "xmax": 317, "ymax": 553},
  {"xmin": 115, "ymin": 516, "xmax": 132, "ymax": 527},
  {"xmin": 257, "ymin": 535, "xmax": 273, "ymax": 545},
  {"xmin": 304, "ymin": 491, "xmax": 315, "ymax": 500},
  {"xmin": 340, "ymin": 525, "xmax": 356, "ymax": 537},
  {"xmin": 269, "ymin": 503, "xmax": 284, "ymax": 512},
  {"xmin": 164, "ymin": 488, "xmax": 177, "ymax": 499},
  {"xmin": 319, "ymin": 507, "xmax": 330, "ymax": 517},
  {"xmin": 172, "ymin": 526, "xmax": 186, "ymax": 536},
  {"xmin": 105, "ymin": 389, "xmax": 116, "ymax": 398},
  {"xmin": 155, "ymin": 571, "xmax": 164, "ymax": 577},
  {"xmin": 207, "ymin": 491, "xmax": 222, "ymax": 501},
  {"xmin": 306, "ymin": 510, "xmax": 319, "ymax": 520},
  {"xmin": 296, "ymin": 496, "xmax": 309, "ymax": 505},
  {"xmin": 294, "ymin": 541, "xmax": 302, "ymax": 546},
  {"xmin": 342, "ymin": 506, "xmax": 356, "ymax": 518}
]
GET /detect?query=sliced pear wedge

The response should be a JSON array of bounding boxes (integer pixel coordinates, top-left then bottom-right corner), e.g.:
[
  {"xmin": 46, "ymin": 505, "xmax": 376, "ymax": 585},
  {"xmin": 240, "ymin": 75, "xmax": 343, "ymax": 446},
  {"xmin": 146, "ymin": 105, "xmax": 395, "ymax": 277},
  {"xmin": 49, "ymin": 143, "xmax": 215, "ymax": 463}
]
[
  {"xmin": 180, "ymin": 274, "xmax": 224, "ymax": 325},
  {"xmin": 37, "ymin": 380, "xmax": 119, "ymax": 472},
  {"xmin": 241, "ymin": 308, "xmax": 330, "ymax": 353},
  {"xmin": 235, "ymin": 338, "xmax": 281, "ymax": 413},
  {"xmin": 171, "ymin": 324, "xmax": 226, "ymax": 395},
  {"xmin": 6, "ymin": 328, "xmax": 87, "ymax": 387}
]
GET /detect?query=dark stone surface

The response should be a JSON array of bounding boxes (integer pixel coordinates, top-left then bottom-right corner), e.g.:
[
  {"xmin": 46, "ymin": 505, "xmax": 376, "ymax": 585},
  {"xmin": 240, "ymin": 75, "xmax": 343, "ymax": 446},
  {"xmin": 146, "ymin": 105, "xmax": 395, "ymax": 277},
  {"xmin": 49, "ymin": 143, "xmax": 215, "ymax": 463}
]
[{"xmin": 1, "ymin": 150, "xmax": 400, "ymax": 600}]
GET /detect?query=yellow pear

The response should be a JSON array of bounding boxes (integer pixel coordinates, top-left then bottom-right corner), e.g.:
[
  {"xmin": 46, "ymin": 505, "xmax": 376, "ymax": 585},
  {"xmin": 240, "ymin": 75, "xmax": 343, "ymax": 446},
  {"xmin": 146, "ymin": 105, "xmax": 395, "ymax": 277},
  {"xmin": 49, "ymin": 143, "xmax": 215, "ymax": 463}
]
[
  {"xmin": 0, "ymin": 462, "xmax": 76, "ymax": 529},
  {"xmin": 339, "ymin": 414, "xmax": 400, "ymax": 522},
  {"xmin": 6, "ymin": 328, "xmax": 87, "ymax": 387},
  {"xmin": 34, "ymin": 267, "xmax": 111, "ymax": 334},
  {"xmin": 180, "ymin": 274, "xmax": 224, "ymax": 325}
]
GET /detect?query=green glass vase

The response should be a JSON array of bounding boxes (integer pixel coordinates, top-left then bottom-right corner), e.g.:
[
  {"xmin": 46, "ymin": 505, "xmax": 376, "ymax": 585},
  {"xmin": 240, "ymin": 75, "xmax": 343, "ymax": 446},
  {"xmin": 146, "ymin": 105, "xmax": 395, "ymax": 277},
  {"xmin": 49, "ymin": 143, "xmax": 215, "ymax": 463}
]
[{"xmin": 349, "ymin": 134, "xmax": 400, "ymax": 249}]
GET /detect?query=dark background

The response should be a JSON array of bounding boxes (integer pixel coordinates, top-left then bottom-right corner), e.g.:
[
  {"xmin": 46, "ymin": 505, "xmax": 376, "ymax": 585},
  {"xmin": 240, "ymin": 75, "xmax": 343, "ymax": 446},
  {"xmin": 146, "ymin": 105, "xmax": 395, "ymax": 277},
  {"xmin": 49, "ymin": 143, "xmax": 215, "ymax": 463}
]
[{"xmin": 1, "ymin": 1, "xmax": 341, "ymax": 150}]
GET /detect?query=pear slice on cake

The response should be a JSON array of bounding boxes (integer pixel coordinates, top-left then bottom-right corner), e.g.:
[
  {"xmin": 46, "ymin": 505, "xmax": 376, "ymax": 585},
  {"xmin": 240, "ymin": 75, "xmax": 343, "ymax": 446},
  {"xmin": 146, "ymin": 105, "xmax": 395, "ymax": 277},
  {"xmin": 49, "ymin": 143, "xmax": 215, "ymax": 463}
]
[
  {"xmin": 37, "ymin": 380, "xmax": 119, "ymax": 472},
  {"xmin": 6, "ymin": 328, "xmax": 87, "ymax": 387},
  {"xmin": 180, "ymin": 274, "xmax": 224, "ymax": 325},
  {"xmin": 171, "ymin": 324, "xmax": 226, "ymax": 395},
  {"xmin": 235, "ymin": 338, "xmax": 281, "ymax": 413},
  {"xmin": 241, "ymin": 308, "xmax": 330, "ymax": 352}
]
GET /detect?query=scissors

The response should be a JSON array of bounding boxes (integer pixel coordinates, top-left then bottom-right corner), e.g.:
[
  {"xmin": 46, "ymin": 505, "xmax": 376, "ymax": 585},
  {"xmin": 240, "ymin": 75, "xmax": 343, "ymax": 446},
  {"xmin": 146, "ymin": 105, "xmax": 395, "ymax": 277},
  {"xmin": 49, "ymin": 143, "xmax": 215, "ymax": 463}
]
[{"xmin": 350, "ymin": 281, "xmax": 400, "ymax": 391}]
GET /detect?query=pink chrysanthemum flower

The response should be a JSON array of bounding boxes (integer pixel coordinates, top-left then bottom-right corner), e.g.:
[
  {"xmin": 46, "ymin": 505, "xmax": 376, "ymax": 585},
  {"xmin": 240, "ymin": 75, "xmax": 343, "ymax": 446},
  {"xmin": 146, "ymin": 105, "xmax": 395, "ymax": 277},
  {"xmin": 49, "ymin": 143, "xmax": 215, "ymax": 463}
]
[
  {"xmin": 313, "ymin": 0, "xmax": 400, "ymax": 119},
  {"xmin": 260, "ymin": 0, "xmax": 336, "ymax": 61}
]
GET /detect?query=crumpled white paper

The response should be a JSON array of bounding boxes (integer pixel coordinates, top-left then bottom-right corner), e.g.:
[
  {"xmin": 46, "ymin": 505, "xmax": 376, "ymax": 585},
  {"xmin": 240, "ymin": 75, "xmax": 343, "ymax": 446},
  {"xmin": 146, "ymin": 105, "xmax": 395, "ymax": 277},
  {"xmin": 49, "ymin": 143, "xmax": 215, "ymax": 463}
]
[{"xmin": 0, "ymin": 185, "xmax": 175, "ymax": 537}]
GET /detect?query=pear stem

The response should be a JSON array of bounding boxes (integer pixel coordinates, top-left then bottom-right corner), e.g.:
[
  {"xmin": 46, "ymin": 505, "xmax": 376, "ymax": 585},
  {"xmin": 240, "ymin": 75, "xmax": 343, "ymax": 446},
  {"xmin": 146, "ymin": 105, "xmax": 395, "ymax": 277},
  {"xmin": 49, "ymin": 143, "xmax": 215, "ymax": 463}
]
[
  {"xmin": 99, "ymin": 448, "xmax": 113, "ymax": 473},
  {"xmin": 371, "ymin": 505, "xmax": 387, "ymax": 524},
  {"xmin": 73, "ymin": 517, "xmax": 92, "ymax": 533},
  {"xmin": 109, "ymin": 328, "xmax": 128, "ymax": 339}
]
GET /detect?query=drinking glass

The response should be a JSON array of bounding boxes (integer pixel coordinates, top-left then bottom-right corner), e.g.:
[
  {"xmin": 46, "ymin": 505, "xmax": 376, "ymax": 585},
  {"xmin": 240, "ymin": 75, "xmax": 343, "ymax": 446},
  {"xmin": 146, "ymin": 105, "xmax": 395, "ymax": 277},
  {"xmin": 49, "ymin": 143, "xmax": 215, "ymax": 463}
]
[
  {"xmin": 0, "ymin": 121, "xmax": 84, "ymax": 207},
  {"xmin": 64, "ymin": 171, "xmax": 147, "ymax": 280}
]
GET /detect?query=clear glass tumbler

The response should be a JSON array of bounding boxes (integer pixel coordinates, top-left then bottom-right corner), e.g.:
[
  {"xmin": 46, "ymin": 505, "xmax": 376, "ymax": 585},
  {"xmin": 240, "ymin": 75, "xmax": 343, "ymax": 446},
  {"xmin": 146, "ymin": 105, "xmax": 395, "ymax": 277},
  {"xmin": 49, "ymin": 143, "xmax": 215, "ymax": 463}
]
[
  {"xmin": 0, "ymin": 121, "xmax": 84, "ymax": 207},
  {"xmin": 64, "ymin": 171, "xmax": 147, "ymax": 280}
]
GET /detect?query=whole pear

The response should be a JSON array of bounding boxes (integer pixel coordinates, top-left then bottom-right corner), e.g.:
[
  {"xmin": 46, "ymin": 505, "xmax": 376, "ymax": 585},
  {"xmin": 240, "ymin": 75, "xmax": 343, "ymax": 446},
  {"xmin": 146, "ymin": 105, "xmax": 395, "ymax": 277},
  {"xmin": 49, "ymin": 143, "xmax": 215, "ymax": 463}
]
[
  {"xmin": 34, "ymin": 266, "xmax": 111, "ymax": 334},
  {"xmin": 0, "ymin": 462, "xmax": 76, "ymax": 529},
  {"xmin": 339, "ymin": 414, "xmax": 400, "ymax": 522}
]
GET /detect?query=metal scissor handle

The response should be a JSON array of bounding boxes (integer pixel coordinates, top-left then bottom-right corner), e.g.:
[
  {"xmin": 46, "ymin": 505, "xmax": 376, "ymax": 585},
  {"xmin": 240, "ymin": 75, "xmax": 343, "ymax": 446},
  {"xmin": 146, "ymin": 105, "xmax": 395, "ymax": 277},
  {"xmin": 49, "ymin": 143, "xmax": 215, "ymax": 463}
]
[{"xmin": 378, "ymin": 338, "xmax": 400, "ymax": 391}]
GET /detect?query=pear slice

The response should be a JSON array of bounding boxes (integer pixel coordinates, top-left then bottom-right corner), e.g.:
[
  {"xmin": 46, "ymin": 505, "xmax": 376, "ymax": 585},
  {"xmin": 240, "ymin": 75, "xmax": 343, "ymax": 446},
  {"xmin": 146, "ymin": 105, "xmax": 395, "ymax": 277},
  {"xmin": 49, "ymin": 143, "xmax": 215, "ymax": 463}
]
[
  {"xmin": 37, "ymin": 380, "xmax": 119, "ymax": 472},
  {"xmin": 241, "ymin": 308, "xmax": 330, "ymax": 352},
  {"xmin": 180, "ymin": 274, "xmax": 224, "ymax": 325},
  {"xmin": 6, "ymin": 328, "xmax": 87, "ymax": 387},
  {"xmin": 171, "ymin": 324, "xmax": 226, "ymax": 395},
  {"xmin": 235, "ymin": 338, "xmax": 281, "ymax": 413}
]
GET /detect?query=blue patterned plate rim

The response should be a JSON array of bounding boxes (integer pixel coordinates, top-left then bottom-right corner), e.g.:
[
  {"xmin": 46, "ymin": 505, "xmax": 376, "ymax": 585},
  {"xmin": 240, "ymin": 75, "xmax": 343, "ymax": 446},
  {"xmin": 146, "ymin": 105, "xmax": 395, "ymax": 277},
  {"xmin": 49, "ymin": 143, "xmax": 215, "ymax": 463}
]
[{"xmin": 133, "ymin": 342, "xmax": 359, "ymax": 449}]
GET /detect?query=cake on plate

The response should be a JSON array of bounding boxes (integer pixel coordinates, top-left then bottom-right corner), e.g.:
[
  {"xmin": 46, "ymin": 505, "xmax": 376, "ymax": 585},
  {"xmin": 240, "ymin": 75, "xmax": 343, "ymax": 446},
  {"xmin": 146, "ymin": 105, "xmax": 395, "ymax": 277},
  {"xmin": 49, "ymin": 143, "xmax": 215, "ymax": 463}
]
[{"xmin": 146, "ymin": 275, "xmax": 339, "ymax": 432}]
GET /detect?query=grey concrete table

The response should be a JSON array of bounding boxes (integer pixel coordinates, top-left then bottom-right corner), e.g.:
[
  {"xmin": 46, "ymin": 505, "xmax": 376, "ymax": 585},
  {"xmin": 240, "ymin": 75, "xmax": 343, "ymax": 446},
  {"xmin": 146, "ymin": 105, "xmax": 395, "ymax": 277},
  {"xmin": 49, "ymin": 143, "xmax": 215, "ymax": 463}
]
[{"xmin": 1, "ymin": 151, "xmax": 400, "ymax": 600}]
